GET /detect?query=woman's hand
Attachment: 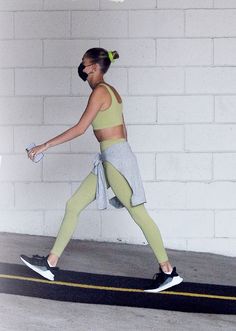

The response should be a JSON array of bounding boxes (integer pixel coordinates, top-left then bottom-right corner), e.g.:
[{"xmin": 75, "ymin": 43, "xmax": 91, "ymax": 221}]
[{"xmin": 26, "ymin": 143, "xmax": 48, "ymax": 161}]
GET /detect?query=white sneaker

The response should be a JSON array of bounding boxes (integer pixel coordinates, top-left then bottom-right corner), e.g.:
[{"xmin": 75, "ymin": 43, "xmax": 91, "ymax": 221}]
[
  {"xmin": 144, "ymin": 266, "xmax": 183, "ymax": 293},
  {"xmin": 20, "ymin": 254, "xmax": 59, "ymax": 281}
]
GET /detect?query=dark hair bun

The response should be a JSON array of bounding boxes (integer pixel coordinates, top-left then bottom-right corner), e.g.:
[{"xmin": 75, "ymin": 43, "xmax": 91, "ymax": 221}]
[
  {"xmin": 111, "ymin": 50, "xmax": 119, "ymax": 60},
  {"xmin": 84, "ymin": 47, "xmax": 119, "ymax": 73}
]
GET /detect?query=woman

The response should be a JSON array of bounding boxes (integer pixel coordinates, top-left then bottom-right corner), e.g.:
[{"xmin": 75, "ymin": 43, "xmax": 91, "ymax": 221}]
[{"xmin": 20, "ymin": 48, "xmax": 183, "ymax": 293}]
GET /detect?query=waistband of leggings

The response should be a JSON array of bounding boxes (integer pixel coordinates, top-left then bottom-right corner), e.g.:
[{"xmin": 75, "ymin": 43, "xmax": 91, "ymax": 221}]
[{"xmin": 99, "ymin": 138, "xmax": 126, "ymax": 152}]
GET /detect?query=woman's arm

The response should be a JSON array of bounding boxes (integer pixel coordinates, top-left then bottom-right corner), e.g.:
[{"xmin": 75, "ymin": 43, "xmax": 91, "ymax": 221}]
[
  {"xmin": 44, "ymin": 124, "xmax": 83, "ymax": 150},
  {"xmin": 44, "ymin": 87, "xmax": 105, "ymax": 149}
]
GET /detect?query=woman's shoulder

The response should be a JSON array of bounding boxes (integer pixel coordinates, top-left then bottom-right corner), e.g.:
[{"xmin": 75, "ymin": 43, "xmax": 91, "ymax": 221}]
[
  {"xmin": 90, "ymin": 84, "xmax": 109, "ymax": 101},
  {"xmin": 97, "ymin": 83, "xmax": 122, "ymax": 103},
  {"xmin": 96, "ymin": 82, "xmax": 113, "ymax": 92},
  {"xmin": 90, "ymin": 83, "xmax": 111, "ymax": 100}
]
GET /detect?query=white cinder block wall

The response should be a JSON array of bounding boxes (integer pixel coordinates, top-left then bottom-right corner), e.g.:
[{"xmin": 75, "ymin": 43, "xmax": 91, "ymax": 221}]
[{"xmin": 0, "ymin": 0, "xmax": 236, "ymax": 257}]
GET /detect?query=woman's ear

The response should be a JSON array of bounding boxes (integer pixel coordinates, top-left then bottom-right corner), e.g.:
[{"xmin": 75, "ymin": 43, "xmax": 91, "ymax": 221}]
[{"xmin": 93, "ymin": 63, "xmax": 99, "ymax": 73}]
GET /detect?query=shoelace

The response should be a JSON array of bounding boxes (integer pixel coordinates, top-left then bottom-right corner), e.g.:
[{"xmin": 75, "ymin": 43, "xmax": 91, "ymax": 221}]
[
  {"xmin": 151, "ymin": 269, "xmax": 173, "ymax": 286},
  {"xmin": 152, "ymin": 272, "xmax": 164, "ymax": 281},
  {"xmin": 32, "ymin": 254, "xmax": 43, "ymax": 258}
]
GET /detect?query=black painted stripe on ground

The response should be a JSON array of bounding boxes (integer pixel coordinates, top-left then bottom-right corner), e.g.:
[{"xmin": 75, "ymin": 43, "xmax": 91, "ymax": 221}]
[{"xmin": 0, "ymin": 262, "xmax": 235, "ymax": 314}]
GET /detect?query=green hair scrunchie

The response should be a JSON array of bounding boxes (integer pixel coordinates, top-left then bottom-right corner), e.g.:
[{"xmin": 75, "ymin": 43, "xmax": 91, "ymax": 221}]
[{"xmin": 108, "ymin": 51, "xmax": 115, "ymax": 63}]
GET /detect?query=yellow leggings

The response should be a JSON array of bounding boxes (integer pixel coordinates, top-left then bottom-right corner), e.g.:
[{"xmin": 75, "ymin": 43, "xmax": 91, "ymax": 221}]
[{"xmin": 50, "ymin": 138, "xmax": 169, "ymax": 264}]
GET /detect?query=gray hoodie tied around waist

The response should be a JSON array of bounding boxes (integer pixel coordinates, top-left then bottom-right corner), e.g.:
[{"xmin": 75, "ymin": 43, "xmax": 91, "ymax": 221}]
[{"xmin": 91, "ymin": 141, "xmax": 147, "ymax": 210}]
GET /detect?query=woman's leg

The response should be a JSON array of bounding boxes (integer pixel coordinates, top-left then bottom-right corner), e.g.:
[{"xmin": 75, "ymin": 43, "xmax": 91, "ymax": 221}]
[
  {"xmin": 103, "ymin": 161, "xmax": 172, "ymax": 273},
  {"xmin": 48, "ymin": 172, "xmax": 98, "ymax": 266}
]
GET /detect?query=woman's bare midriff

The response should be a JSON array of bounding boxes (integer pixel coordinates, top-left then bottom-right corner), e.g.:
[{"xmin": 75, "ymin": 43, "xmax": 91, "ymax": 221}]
[{"xmin": 93, "ymin": 124, "xmax": 126, "ymax": 142}]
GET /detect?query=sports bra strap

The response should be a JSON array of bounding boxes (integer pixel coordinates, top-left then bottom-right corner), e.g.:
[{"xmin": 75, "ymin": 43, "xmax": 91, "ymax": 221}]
[{"xmin": 98, "ymin": 83, "xmax": 117, "ymax": 101}]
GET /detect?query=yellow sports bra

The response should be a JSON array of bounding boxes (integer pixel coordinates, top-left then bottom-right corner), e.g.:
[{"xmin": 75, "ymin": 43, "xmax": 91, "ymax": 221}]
[{"xmin": 91, "ymin": 83, "xmax": 123, "ymax": 130}]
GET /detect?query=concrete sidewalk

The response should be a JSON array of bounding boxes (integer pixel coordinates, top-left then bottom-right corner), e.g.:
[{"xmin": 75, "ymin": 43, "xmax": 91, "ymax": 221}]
[{"xmin": 0, "ymin": 232, "xmax": 235, "ymax": 331}]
